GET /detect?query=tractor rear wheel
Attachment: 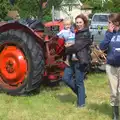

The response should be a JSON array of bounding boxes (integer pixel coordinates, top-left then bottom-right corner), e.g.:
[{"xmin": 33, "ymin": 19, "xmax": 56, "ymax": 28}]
[{"xmin": 0, "ymin": 30, "xmax": 45, "ymax": 95}]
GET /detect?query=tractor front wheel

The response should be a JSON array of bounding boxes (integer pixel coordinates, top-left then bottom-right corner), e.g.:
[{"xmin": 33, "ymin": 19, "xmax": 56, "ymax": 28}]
[{"xmin": 0, "ymin": 30, "xmax": 45, "ymax": 95}]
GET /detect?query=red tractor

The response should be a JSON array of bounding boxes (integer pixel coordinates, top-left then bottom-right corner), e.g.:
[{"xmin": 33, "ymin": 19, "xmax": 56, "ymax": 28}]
[
  {"xmin": 0, "ymin": 18, "xmax": 107, "ymax": 95},
  {"xmin": 0, "ymin": 19, "xmax": 66, "ymax": 95}
]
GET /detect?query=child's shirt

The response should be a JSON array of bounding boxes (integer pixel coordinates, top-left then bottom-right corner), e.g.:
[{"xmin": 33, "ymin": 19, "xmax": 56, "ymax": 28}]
[{"xmin": 57, "ymin": 29, "xmax": 75, "ymax": 44}]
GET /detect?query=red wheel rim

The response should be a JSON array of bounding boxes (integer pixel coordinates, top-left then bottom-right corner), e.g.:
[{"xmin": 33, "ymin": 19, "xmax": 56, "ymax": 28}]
[{"xmin": 0, "ymin": 46, "xmax": 28, "ymax": 88}]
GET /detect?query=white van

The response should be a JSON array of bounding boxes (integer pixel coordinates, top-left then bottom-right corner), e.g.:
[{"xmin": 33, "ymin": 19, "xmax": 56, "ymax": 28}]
[{"xmin": 89, "ymin": 13, "xmax": 110, "ymax": 44}]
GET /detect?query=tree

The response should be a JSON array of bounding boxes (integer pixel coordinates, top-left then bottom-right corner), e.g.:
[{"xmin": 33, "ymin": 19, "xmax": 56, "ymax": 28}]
[
  {"xmin": 111, "ymin": 0, "xmax": 120, "ymax": 12},
  {"xmin": 103, "ymin": 0, "xmax": 113, "ymax": 12},
  {"xmin": 0, "ymin": 0, "xmax": 77, "ymax": 21},
  {"xmin": 11, "ymin": 0, "xmax": 73, "ymax": 21},
  {"xmin": 0, "ymin": 0, "xmax": 11, "ymax": 20},
  {"xmin": 10, "ymin": 0, "xmax": 63, "ymax": 21}
]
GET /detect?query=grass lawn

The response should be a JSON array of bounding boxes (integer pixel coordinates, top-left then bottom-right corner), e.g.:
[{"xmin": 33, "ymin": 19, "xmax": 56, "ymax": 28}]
[{"xmin": 0, "ymin": 73, "xmax": 112, "ymax": 120}]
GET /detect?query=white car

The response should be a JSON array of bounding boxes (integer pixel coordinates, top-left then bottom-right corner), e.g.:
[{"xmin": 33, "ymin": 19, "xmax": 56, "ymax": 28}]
[{"xmin": 89, "ymin": 13, "xmax": 110, "ymax": 44}]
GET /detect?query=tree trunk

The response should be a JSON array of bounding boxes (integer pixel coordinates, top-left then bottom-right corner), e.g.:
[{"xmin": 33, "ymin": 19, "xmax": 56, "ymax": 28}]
[{"xmin": 39, "ymin": 0, "xmax": 43, "ymax": 21}]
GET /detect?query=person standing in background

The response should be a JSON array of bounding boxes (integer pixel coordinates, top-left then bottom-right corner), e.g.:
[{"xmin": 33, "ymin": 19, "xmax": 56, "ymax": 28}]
[{"xmin": 99, "ymin": 13, "xmax": 120, "ymax": 120}]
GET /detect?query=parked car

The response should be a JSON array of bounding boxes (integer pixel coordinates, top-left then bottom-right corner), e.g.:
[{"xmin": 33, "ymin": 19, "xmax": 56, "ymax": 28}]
[{"xmin": 89, "ymin": 13, "xmax": 110, "ymax": 44}]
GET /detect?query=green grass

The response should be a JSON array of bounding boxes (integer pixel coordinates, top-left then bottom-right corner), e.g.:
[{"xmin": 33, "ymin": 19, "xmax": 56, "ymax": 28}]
[{"xmin": 0, "ymin": 73, "xmax": 112, "ymax": 120}]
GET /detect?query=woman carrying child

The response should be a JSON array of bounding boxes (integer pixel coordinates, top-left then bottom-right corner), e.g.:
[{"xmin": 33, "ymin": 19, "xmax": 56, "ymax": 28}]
[{"xmin": 58, "ymin": 14, "xmax": 91, "ymax": 107}]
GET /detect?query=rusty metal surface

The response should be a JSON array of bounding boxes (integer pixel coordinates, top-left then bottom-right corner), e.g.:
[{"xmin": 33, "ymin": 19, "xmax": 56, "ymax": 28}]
[{"xmin": 0, "ymin": 22, "xmax": 7, "ymax": 26}]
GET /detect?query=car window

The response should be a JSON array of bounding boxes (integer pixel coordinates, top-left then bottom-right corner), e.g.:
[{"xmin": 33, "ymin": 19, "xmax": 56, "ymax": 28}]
[{"xmin": 92, "ymin": 15, "xmax": 108, "ymax": 22}]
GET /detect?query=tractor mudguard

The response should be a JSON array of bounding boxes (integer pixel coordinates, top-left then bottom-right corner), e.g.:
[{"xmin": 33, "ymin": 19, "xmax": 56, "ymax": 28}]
[{"xmin": 0, "ymin": 21, "xmax": 44, "ymax": 47}]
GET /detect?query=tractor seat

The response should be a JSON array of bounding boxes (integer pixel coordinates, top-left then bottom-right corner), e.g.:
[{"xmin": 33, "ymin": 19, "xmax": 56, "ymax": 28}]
[{"xmin": 18, "ymin": 18, "xmax": 45, "ymax": 32}]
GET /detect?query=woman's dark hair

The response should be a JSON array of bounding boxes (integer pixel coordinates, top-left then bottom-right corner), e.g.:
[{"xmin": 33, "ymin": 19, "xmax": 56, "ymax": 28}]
[
  {"xmin": 109, "ymin": 13, "xmax": 120, "ymax": 26},
  {"xmin": 75, "ymin": 14, "xmax": 88, "ymax": 27}
]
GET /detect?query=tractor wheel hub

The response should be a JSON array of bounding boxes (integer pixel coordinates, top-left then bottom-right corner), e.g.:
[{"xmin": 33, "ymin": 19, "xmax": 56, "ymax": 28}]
[{"xmin": 0, "ymin": 46, "xmax": 27, "ymax": 85}]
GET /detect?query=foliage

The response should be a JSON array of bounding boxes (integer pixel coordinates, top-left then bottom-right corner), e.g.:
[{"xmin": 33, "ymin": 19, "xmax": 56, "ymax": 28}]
[
  {"xmin": 0, "ymin": 0, "xmax": 11, "ymax": 21},
  {"xmin": 81, "ymin": 0, "xmax": 120, "ymax": 13},
  {"xmin": 0, "ymin": 0, "xmax": 77, "ymax": 21},
  {"xmin": 111, "ymin": 0, "xmax": 120, "ymax": 12},
  {"xmin": 0, "ymin": 0, "xmax": 120, "ymax": 21},
  {"xmin": 0, "ymin": 0, "xmax": 52, "ymax": 21},
  {"xmin": 47, "ymin": 0, "xmax": 62, "ymax": 9}
]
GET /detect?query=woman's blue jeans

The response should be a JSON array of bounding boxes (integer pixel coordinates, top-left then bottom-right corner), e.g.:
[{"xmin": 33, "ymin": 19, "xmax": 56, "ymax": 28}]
[{"xmin": 62, "ymin": 61, "xmax": 85, "ymax": 106}]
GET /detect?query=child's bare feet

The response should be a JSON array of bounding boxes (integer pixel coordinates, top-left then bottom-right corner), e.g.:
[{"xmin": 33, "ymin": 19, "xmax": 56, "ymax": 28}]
[
  {"xmin": 64, "ymin": 60, "xmax": 70, "ymax": 66},
  {"xmin": 71, "ymin": 57, "xmax": 78, "ymax": 61}
]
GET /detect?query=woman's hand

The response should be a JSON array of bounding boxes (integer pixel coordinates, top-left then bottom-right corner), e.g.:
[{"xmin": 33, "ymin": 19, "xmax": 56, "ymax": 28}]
[
  {"xmin": 108, "ymin": 22, "xmax": 115, "ymax": 32},
  {"xmin": 65, "ymin": 43, "xmax": 73, "ymax": 48}
]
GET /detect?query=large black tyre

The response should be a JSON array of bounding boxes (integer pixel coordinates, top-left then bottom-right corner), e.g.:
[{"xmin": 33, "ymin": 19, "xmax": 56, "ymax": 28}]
[{"xmin": 0, "ymin": 30, "xmax": 45, "ymax": 95}]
